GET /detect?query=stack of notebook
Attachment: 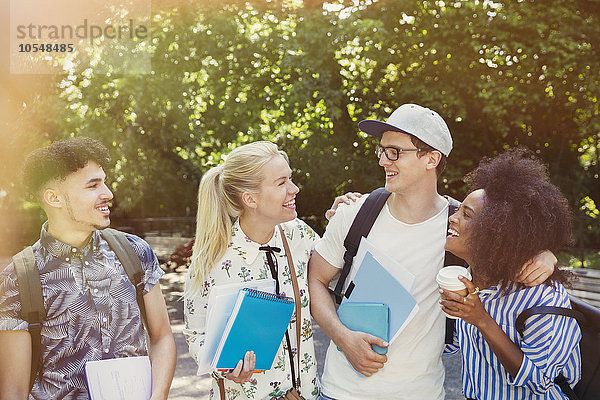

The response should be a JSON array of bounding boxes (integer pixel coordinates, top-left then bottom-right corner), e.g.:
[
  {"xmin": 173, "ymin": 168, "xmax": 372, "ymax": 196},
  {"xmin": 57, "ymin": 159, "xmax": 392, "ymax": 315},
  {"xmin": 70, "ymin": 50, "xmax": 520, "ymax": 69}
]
[
  {"xmin": 197, "ymin": 279, "xmax": 276, "ymax": 374},
  {"xmin": 337, "ymin": 238, "xmax": 419, "ymax": 355},
  {"xmin": 211, "ymin": 288, "xmax": 295, "ymax": 371}
]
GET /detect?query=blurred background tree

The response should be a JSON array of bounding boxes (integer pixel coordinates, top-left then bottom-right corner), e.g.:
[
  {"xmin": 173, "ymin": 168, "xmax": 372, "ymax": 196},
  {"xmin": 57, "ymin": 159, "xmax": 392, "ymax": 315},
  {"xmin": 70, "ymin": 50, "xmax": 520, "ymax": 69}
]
[{"xmin": 1, "ymin": 0, "xmax": 598, "ymax": 266}]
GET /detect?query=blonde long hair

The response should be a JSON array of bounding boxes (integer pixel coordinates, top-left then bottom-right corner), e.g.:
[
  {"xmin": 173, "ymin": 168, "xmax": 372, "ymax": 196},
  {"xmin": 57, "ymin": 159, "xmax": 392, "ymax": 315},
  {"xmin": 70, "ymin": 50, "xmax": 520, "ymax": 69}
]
[{"xmin": 186, "ymin": 141, "xmax": 288, "ymax": 295}]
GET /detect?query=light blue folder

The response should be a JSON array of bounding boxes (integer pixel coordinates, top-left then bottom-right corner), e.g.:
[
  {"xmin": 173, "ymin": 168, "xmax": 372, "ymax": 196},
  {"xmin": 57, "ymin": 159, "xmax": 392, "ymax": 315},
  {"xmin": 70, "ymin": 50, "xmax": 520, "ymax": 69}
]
[
  {"xmin": 212, "ymin": 288, "xmax": 294, "ymax": 371},
  {"xmin": 337, "ymin": 302, "xmax": 389, "ymax": 354},
  {"xmin": 342, "ymin": 251, "xmax": 418, "ymax": 343}
]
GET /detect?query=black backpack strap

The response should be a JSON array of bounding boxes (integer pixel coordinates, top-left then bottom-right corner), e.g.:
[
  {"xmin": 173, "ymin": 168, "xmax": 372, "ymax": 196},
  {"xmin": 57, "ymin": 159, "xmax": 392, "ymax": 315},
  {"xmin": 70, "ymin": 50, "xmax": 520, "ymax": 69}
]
[
  {"xmin": 331, "ymin": 187, "xmax": 391, "ymax": 304},
  {"xmin": 443, "ymin": 195, "xmax": 466, "ymax": 344},
  {"xmin": 554, "ymin": 373, "xmax": 579, "ymax": 400},
  {"xmin": 515, "ymin": 305, "xmax": 584, "ymax": 336},
  {"xmin": 443, "ymin": 196, "xmax": 465, "ymax": 267},
  {"xmin": 101, "ymin": 228, "xmax": 149, "ymax": 335},
  {"xmin": 515, "ymin": 304, "xmax": 585, "ymax": 400},
  {"xmin": 13, "ymin": 246, "xmax": 45, "ymax": 391}
]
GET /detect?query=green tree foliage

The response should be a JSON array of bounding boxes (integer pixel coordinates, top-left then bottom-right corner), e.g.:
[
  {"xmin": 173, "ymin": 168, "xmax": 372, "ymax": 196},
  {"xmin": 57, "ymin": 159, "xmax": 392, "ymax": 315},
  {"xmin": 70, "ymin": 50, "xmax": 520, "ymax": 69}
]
[{"xmin": 4, "ymin": 0, "xmax": 599, "ymax": 254}]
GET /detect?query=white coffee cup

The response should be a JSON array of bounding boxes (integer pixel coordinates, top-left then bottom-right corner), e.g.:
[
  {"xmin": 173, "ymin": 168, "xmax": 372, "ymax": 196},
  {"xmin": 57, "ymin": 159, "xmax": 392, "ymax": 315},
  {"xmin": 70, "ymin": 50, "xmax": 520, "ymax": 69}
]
[{"xmin": 436, "ymin": 266, "xmax": 472, "ymax": 319}]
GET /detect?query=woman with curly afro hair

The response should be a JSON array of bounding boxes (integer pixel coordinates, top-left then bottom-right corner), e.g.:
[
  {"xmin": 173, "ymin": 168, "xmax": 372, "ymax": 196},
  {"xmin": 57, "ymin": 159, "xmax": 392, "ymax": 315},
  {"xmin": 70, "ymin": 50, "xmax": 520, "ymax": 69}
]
[{"xmin": 441, "ymin": 147, "xmax": 581, "ymax": 400}]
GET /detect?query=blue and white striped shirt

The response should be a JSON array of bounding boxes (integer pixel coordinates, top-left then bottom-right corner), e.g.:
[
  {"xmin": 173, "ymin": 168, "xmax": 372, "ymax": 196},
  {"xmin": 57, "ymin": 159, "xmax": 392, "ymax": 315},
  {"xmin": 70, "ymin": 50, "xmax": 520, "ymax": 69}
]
[{"xmin": 445, "ymin": 280, "xmax": 581, "ymax": 399}]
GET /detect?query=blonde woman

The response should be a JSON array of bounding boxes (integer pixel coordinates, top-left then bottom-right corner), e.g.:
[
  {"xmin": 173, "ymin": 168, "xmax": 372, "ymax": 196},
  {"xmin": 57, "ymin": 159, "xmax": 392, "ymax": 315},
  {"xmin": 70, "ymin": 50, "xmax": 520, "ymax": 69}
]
[{"xmin": 184, "ymin": 142, "xmax": 325, "ymax": 400}]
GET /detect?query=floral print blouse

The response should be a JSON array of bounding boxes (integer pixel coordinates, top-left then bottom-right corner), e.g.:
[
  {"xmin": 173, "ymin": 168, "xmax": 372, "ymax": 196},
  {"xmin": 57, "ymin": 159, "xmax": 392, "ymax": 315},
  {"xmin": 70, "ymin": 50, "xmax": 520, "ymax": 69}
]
[{"xmin": 184, "ymin": 219, "xmax": 320, "ymax": 400}]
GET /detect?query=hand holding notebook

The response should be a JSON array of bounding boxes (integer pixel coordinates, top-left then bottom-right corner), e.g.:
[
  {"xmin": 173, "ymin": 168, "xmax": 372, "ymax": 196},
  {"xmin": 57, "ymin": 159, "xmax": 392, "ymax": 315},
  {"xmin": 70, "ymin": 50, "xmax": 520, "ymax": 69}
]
[
  {"xmin": 342, "ymin": 239, "xmax": 419, "ymax": 345},
  {"xmin": 337, "ymin": 302, "xmax": 389, "ymax": 355}
]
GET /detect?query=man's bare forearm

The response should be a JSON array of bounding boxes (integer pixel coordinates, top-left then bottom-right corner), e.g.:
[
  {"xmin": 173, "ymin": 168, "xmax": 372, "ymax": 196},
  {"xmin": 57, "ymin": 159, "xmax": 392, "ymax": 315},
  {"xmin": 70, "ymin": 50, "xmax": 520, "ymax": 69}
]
[
  {"xmin": 308, "ymin": 275, "xmax": 348, "ymax": 346},
  {"xmin": 0, "ymin": 331, "xmax": 31, "ymax": 400},
  {"xmin": 308, "ymin": 252, "xmax": 350, "ymax": 346},
  {"xmin": 308, "ymin": 254, "xmax": 389, "ymax": 375},
  {"xmin": 149, "ymin": 333, "xmax": 176, "ymax": 400}
]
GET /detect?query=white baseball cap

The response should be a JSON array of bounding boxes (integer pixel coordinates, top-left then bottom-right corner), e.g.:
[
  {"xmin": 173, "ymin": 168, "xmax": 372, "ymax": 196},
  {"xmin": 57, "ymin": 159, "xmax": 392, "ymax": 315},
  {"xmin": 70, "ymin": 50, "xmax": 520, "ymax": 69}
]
[{"xmin": 358, "ymin": 103, "xmax": 453, "ymax": 156}]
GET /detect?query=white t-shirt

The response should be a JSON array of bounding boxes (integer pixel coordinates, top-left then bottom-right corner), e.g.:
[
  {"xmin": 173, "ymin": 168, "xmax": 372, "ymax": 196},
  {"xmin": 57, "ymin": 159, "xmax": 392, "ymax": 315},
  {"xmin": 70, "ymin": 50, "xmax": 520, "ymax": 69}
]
[{"xmin": 315, "ymin": 196, "xmax": 450, "ymax": 400}]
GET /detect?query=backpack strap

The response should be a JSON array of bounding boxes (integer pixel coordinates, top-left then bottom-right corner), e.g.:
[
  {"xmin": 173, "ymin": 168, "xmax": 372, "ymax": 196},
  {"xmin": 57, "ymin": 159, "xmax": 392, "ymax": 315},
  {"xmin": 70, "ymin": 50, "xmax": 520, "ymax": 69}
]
[
  {"xmin": 331, "ymin": 190, "xmax": 465, "ymax": 347},
  {"xmin": 515, "ymin": 305, "xmax": 584, "ymax": 336},
  {"xmin": 443, "ymin": 195, "xmax": 464, "ymax": 267},
  {"xmin": 331, "ymin": 187, "xmax": 391, "ymax": 304},
  {"xmin": 553, "ymin": 374, "xmax": 578, "ymax": 400},
  {"xmin": 443, "ymin": 195, "xmax": 465, "ymax": 345},
  {"xmin": 515, "ymin": 302, "xmax": 585, "ymax": 400},
  {"xmin": 100, "ymin": 228, "xmax": 149, "ymax": 335},
  {"xmin": 13, "ymin": 246, "xmax": 45, "ymax": 391}
]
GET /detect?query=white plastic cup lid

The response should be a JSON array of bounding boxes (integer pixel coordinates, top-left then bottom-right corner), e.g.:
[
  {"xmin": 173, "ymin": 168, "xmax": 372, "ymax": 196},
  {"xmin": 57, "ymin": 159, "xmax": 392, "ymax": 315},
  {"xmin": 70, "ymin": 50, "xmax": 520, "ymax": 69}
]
[{"xmin": 436, "ymin": 265, "xmax": 472, "ymax": 290}]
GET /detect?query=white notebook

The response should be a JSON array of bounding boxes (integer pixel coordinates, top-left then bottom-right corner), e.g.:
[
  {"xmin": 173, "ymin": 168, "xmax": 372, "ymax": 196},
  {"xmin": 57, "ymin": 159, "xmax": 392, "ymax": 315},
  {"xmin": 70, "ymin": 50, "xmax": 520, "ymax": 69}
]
[{"xmin": 85, "ymin": 356, "xmax": 151, "ymax": 400}]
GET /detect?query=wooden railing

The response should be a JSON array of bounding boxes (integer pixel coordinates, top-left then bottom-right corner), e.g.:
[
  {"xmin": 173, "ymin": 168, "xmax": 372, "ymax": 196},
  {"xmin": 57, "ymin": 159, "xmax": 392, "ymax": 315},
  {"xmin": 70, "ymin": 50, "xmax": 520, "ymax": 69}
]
[{"xmin": 567, "ymin": 268, "xmax": 600, "ymax": 308}]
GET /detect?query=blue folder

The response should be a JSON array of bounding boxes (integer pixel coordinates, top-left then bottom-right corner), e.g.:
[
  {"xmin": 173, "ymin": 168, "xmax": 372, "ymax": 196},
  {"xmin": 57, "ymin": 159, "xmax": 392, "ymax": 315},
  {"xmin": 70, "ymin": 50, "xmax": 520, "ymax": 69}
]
[
  {"xmin": 212, "ymin": 288, "xmax": 295, "ymax": 371},
  {"xmin": 337, "ymin": 302, "xmax": 389, "ymax": 354},
  {"xmin": 342, "ymin": 251, "xmax": 418, "ymax": 343}
]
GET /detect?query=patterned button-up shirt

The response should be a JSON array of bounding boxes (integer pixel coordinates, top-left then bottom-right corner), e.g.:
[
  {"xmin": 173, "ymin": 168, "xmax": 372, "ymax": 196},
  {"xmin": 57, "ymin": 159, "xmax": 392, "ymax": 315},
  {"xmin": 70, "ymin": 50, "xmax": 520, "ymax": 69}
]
[{"xmin": 0, "ymin": 224, "xmax": 164, "ymax": 399}]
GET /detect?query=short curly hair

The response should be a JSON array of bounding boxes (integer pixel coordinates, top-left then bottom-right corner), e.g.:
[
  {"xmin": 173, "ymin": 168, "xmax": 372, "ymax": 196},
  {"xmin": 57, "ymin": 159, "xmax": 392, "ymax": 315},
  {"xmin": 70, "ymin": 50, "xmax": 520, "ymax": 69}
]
[
  {"xmin": 23, "ymin": 137, "xmax": 110, "ymax": 199},
  {"xmin": 464, "ymin": 147, "xmax": 572, "ymax": 287}
]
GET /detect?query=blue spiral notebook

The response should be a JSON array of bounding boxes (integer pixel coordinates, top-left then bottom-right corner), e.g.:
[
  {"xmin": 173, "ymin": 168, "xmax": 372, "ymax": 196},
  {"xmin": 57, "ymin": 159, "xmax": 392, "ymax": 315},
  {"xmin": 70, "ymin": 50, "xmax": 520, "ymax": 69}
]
[{"xmin": 211, "ymin": 288, "xmax": 295, "ymax": 371}]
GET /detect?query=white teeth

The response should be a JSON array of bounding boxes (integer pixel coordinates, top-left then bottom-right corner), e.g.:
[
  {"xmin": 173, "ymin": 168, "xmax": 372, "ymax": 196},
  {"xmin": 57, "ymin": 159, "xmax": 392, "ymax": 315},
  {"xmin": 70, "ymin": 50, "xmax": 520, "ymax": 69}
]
[
  {"xmin": 283, "ymin": 200, "xmax": 295, "ymax": 207},
  {"xmin": 386, "ymin": 171, "xmax": 398, "ymax": 177},
  {"xmin": 98, "ymin": 205, "xmax": 109, "ymax": 212},
  {"xmin": 448, "ymin": 228, "xmax": 459, "ymax": 237}
]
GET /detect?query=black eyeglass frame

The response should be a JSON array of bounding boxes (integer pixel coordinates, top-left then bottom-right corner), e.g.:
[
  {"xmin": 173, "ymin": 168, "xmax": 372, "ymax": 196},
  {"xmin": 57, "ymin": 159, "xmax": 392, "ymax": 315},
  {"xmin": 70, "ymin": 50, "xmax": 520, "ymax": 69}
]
[{"xmin": 375, "ymin": 144, "xmax": 419, "ymax": 161}]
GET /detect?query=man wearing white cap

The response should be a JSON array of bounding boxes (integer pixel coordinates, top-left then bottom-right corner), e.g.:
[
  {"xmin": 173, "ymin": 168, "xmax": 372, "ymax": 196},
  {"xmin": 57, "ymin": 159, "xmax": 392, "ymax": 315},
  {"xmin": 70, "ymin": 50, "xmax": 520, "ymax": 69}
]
[{"xmin": 308, "ymin": 104, "xmax": 556, "ymax": 399}]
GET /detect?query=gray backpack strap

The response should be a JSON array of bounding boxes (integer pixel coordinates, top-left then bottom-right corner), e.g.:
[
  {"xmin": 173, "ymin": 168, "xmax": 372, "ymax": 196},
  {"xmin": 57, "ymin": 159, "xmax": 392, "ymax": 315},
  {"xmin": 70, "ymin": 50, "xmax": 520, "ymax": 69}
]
[
  {"xmin": 100, "ymin": 228, "xmax": 149, "ymax": 335},
  {"xmin": 13, "ymin": 246, "xmax": 45, "ymax": 391}
]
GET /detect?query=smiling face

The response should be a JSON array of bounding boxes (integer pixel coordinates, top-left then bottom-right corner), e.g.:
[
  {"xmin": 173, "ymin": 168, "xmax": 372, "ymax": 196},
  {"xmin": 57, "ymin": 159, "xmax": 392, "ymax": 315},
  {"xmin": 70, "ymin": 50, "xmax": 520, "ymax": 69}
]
[
  {"xmin": 49, "ymin": 161, "xmax": 114, "ymax": 234},
  {"xmin": 378, "ymin": 131, "xmax": 435, "ymax": 194},
  {"xmin": 445, "ymin": 189, "xmax": 486, "ymax": 265},
  {"xmin": 247, "ymin": 154, "xmax": 299, "ymax": 226}
]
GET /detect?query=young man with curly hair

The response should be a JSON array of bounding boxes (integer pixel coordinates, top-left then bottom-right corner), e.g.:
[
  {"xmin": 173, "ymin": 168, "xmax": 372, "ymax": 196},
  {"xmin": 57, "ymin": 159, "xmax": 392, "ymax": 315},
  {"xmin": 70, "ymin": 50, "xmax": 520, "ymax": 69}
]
[
  {"xmin": 0, "ymin": 137, "xmax": 176, "ymax": 399},
  {"xmin": 441, "ymin": 148, "xmax": 581, "ymax": 399},
  {"xmin": 308, "ymin": 104, "xmax": 558, "ymax": 400}
]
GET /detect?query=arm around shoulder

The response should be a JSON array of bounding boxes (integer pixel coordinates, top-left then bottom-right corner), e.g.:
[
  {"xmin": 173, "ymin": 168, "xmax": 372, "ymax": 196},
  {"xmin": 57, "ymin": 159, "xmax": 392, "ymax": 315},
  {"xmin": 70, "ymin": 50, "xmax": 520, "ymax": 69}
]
[
  {"xmin": 0, "ymin": 330, "xmax": 32, "ymax": 400},
  {"xmin": 143, "ymin": 283, "xmax": 176, "ymax": 400},
  {"xmin": 515, "ymin": 250, "xmax": 557, "ymax": 286}
]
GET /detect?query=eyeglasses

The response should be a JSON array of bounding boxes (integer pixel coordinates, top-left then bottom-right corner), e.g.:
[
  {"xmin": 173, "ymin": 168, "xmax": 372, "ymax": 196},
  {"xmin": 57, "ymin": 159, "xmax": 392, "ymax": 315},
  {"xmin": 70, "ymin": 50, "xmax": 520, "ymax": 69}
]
[{"xmin": 375, "ymin": 145, "xmax": 419, "ymax": 161}]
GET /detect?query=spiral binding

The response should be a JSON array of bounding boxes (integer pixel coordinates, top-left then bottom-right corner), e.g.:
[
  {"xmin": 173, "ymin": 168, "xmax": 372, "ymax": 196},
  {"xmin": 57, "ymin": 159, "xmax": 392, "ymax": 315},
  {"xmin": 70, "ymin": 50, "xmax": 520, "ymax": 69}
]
[{"xmin": 242, "ymin": 288, "xmax": 294, "ymax": 304}]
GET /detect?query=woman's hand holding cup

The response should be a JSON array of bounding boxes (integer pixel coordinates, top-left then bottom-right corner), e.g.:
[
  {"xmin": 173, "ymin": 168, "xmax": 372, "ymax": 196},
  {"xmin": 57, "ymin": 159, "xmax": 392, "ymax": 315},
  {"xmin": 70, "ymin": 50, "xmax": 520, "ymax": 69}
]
[
  {"xmin": 436, "ymin": 266, "xmax": 471, "ymax": 318},
  {"xmin": 439, "ymin": 276, "xmax": 491, "ymax": 329}
]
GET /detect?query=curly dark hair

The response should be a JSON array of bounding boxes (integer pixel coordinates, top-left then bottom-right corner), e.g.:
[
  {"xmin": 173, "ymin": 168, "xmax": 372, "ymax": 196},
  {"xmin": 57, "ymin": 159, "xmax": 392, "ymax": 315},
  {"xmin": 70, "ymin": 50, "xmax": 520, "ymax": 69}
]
[
  {"xmin": 464, "ymin": 147, "xmax": 572, "ymax": 287},
  {"xmin": 23, "ymin": 137, "xmax": 110, "ymax": 199}
]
